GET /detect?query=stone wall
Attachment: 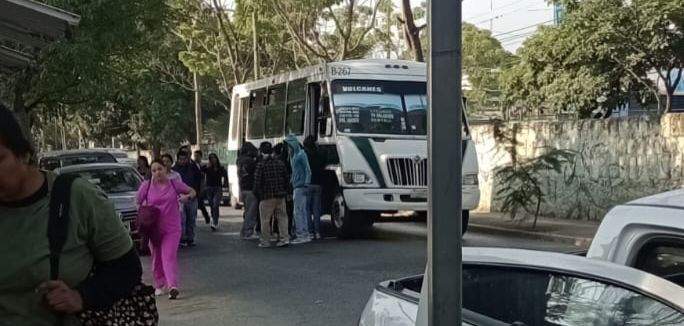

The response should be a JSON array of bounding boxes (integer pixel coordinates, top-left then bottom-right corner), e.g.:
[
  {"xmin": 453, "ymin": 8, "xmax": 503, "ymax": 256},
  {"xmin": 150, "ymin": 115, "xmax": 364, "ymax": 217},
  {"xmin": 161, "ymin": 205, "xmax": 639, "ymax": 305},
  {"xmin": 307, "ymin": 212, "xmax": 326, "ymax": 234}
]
[{"xmin": 471, "ymin": 114, "xmax": 684, "ymax": 220}]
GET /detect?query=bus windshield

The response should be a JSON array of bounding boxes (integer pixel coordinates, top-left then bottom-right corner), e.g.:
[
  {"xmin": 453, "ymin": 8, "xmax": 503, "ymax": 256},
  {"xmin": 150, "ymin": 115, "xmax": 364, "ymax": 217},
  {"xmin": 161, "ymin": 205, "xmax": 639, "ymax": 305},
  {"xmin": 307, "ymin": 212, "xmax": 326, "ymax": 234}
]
[{"xmin": 332, "ymin": 80, "xmax": 427, "ymax": 135}]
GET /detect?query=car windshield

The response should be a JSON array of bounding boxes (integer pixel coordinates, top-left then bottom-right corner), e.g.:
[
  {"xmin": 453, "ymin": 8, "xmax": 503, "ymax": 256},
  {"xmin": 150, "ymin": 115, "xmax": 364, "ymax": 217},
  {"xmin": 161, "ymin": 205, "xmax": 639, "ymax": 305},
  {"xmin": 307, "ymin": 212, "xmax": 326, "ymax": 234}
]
[
  {"xmin": 65, "ymin": 168, "xmax": 141, "ymax": 194},
  {"xmin": 332, "ymin": 80, "xmax": 427, "ymax": 135}
]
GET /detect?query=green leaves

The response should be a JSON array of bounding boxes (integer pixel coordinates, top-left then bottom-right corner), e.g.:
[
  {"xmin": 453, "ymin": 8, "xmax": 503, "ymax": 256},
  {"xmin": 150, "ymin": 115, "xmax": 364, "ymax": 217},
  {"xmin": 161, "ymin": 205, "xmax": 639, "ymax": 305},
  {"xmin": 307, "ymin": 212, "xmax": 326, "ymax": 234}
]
[
  {"xmin": 503, "ymin": 0, "xmax": 684, "ymax": 117},
  {"xmin": 495, "ymin": 147, "xmax": 576, "ymax": 223},
  {"xmin": 462, "ymin": 23, "xmax": 516, "ymax": 114}
]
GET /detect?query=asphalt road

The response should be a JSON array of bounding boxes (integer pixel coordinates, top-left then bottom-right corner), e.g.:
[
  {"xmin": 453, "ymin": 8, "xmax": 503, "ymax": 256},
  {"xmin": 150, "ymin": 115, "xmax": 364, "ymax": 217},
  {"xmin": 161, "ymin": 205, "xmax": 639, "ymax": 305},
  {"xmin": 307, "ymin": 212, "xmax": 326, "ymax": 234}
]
[{"xmin": 145, "ymin": 207, "xmax": 576, "ymax": 326}]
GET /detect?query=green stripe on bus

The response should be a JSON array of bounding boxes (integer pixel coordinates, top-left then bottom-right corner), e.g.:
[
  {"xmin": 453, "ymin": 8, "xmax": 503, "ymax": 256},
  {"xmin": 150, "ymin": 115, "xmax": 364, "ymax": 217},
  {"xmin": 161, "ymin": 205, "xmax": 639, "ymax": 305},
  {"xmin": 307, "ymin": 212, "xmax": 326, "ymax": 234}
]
[{"xmin": 349, "ymin": 137, "xmax": 386, "ymax": 188}]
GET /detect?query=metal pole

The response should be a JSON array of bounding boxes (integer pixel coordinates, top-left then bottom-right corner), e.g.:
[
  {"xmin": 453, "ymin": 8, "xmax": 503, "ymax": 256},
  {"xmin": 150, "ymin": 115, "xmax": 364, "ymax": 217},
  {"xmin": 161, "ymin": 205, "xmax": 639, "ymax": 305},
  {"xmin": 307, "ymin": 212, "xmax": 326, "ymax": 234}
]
[
  {"xmin": 427, "ymin": 0, "xmax": 462, "ymax": 324},
  {"xmin": 490, "ymin": 0, "xmax": 494, "ymax": 32}
]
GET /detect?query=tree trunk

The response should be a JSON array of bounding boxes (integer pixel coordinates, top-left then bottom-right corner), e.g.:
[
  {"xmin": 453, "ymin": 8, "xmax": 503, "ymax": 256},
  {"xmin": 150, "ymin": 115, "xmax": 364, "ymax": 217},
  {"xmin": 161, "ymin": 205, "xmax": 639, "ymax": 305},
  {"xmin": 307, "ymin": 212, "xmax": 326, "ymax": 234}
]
[
  {"xmin": 665, "ymin": 89, "xmax": 673, "ymax": 114},
  {"xmin": 194, "ymin": 72, "xmax": 203, "ymax": 147},
  {"xmin": 533, "ymin": 197, "xmax": 541, "ymax": 230},
  {"xmin": 12, "ymin": 71, "xmax": 32, "ymax": 142},
  {"xmin": 151, "ymin": 143, "xmax": 162, "ymax": 160},
  {"xmin": 401, "ymin": 0, "xmax": 424, "ymax": 62}
]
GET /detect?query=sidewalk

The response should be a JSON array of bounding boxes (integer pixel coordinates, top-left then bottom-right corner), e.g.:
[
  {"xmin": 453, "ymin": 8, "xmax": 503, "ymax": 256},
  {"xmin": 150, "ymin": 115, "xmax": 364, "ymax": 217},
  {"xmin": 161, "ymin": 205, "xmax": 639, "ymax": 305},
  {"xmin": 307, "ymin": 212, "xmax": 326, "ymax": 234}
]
[{"xmin": 469, "ymin": 212, "xmax": 600, "ymax": 248}]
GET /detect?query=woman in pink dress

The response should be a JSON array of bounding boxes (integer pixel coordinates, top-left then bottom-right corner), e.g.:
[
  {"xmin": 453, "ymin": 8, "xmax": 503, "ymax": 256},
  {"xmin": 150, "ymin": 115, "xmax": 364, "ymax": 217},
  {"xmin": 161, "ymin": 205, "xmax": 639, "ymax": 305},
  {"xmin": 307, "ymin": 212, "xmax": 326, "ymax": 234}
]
[{"xmin": 137, "ymin": 159, "xmax": 196, "ymax": 299}]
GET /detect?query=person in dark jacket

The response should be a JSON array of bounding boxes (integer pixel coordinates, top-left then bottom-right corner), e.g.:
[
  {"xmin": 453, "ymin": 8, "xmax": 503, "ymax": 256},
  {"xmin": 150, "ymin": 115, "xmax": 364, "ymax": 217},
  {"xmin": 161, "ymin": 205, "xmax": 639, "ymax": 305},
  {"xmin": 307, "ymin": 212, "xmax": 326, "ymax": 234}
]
[
  {"xmin": 193, "ymin": 150, "xmax": 211, "ymax": 224},
  {"xmin": 237, "ymin": 143, "xmax": 259, "ymax": 239},
  {"xmin": 273, "ymin": 142, "xmax": 294, "ymax": 237},
  {"xmin": 203, "ymin": 153, "xmax": 228, "ymax": 231},
  {"xmin": 173, "ymin": 150, "xmax": 202, "ymax": 247},
  {"xmin": 304, "ymin": 136, "xmax": 325, "ymax": 239},
  {"xmin": 253, "ymin": 142, "xmax": 290, "ymax": 248}
]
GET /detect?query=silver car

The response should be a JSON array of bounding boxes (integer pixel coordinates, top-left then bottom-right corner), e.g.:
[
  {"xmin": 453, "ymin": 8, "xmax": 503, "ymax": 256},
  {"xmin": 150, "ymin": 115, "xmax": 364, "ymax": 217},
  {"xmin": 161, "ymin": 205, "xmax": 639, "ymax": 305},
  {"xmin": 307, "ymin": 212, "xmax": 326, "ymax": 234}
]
[
  {"xmin": 55, "ymin": 163, "xmax": 143, "ymax": 250},
  {"xmin": 38, "ymin": 149, "xmax": 118, "ymax": 171},
  {"xmin": 359, "ymin": 247, "xmax": 684, "ymax": 326}
]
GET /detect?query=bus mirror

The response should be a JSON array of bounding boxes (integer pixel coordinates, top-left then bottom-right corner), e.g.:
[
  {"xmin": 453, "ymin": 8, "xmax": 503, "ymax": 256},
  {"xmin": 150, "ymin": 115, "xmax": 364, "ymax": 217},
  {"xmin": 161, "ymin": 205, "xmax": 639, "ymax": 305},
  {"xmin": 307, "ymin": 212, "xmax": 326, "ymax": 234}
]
[{"xmin": 324, "ymin": 117, "xmax": 333, "ymax": 137}]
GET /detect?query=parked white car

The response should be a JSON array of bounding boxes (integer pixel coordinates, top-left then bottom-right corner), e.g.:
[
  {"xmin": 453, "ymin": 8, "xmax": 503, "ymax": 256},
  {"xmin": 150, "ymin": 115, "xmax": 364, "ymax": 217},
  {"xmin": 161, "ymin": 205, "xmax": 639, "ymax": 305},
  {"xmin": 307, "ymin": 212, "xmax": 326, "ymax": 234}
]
[
  {"xmin": 359, "ymin": 188, "xmax": 684, "ymax": 325},
  {"xmin": 360, "ymin": 247, "xmax": 683, "ymax": 326},
  {"xmin": 587, "ymin": 188, "xmax": 684, "ymax": 286}
]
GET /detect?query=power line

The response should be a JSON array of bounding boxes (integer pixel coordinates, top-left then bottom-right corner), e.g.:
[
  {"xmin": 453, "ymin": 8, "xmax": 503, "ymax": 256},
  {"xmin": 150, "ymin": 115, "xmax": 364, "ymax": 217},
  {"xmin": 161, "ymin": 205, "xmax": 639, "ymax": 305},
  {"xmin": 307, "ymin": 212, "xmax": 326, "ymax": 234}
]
[
  {"xmin": 464, "ymin": 0, "xmax": 536, "ymax": 21},
  {"xmin": 492, "ymin": 19, "xmax": 554, "ymax": 38},
  {"xmin": 498, "ymin": 33, "xmax": 536, "ymax": 45},
  {"xmin": 471, "ymin": 1, "xmax": 540, "ymax": 25}
]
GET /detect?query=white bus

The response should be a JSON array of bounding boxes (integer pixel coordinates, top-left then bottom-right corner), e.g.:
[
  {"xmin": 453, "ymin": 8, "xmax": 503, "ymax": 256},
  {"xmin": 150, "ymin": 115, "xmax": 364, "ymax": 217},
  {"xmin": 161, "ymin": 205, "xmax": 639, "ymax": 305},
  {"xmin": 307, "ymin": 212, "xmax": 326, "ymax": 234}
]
[{"xmin": 227, "ymin": 59, "xmax": 480, "ymax": 237}]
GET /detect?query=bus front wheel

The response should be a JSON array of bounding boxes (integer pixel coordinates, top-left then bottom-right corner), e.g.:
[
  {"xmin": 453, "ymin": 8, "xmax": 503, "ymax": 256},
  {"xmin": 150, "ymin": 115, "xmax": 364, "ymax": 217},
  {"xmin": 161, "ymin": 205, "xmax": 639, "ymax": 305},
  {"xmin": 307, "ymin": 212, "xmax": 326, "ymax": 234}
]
[{"xmin": 331, "ymin": 193, "xmax": 373, "ymax": 238}]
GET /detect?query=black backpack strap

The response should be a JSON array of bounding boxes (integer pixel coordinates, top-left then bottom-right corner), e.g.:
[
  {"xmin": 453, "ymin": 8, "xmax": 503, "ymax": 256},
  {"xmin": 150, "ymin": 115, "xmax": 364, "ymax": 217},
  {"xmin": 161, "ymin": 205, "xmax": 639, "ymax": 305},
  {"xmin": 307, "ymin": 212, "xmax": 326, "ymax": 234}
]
[{"xmin": 47, "ymin": 174, "xmax": 80, "ymax": 281}]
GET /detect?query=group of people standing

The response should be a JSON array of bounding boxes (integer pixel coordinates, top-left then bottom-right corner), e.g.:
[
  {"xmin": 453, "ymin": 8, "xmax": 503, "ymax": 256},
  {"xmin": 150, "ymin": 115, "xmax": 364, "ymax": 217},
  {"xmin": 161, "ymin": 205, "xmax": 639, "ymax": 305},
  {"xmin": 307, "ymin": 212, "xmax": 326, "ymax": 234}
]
[
  {"xmin": 134, "ymin": 147, "xmax": 228, "ymax": 299},
  {"xmin": 237, "ymin": 135, "xmax": 325, "ymax": 248}
]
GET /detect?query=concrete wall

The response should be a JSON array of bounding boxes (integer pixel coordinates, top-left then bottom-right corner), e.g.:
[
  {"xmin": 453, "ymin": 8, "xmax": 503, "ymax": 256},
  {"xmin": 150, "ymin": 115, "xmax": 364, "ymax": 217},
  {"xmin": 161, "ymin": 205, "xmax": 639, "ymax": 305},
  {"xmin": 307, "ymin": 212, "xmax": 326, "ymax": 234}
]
[{"xmin": 471, "ymin": 114, "xmax": 684, "ymax": 220}]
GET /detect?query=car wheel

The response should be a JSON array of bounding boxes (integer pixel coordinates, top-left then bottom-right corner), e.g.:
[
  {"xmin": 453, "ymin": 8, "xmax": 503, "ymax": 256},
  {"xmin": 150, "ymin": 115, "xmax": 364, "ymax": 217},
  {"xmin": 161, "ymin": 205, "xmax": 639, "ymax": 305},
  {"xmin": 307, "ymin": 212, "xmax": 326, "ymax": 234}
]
[{"xmin": 331, "ymin": 192, "xmax": 373, "ymax": 238}]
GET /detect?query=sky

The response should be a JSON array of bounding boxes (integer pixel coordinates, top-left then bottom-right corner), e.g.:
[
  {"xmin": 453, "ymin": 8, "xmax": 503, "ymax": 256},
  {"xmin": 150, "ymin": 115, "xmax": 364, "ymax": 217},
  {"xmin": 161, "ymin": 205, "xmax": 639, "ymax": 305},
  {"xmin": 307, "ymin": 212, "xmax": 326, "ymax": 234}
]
[
  {"xmin": 396, "ymin": 0, "xmax": 555, "ymax": 53},
  {"xmin": 217, "ymin": 0, "xmax": 555, "ymax": 53}
]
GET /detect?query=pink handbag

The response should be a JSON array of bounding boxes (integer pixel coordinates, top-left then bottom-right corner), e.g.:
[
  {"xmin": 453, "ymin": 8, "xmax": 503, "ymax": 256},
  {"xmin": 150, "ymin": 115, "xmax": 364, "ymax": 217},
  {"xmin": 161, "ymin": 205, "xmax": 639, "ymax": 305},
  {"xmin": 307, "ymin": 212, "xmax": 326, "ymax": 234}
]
[{"xmin": 137, "ymin": 182, "xmax": 160, "ymax": 237}]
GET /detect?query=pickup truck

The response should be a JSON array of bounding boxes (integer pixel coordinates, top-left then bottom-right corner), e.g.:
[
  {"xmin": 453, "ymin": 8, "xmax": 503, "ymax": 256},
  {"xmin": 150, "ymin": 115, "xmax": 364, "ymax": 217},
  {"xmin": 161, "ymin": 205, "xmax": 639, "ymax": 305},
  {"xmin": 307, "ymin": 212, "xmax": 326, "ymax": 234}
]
[{"xmin": 359, "ymin": 188, "xmax": 684, "ymax": 326}]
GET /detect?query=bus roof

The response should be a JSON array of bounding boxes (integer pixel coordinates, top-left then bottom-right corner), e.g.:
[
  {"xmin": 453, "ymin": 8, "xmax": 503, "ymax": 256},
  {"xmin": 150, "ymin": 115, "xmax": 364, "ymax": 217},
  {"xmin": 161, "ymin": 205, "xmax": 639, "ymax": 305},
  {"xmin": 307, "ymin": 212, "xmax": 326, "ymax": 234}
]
[{"xmin": 232, "ymin": 59, "xmax": 428, "ymax": 96}]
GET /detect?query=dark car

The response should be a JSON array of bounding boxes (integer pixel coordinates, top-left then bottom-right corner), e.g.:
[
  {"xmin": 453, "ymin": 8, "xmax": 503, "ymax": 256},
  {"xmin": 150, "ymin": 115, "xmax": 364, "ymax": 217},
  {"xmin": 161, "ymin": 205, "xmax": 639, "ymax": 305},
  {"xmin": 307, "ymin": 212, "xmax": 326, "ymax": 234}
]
[
  {"xmin": 39, "ymin": 150, "xmax": 117, "ymax": 171},
  {"xmin": 55, "ymin": 163, "xmax": 143, "ymax": 251}
]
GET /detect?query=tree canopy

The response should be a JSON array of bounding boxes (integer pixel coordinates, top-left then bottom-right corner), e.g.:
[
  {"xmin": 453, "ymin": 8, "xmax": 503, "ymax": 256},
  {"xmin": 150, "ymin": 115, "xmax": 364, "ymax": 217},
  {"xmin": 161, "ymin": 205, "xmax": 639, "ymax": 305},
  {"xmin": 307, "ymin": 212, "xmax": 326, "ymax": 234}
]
[{"xmin": 502, "ymin": 0, "xmax": 684, "ymax": 117}]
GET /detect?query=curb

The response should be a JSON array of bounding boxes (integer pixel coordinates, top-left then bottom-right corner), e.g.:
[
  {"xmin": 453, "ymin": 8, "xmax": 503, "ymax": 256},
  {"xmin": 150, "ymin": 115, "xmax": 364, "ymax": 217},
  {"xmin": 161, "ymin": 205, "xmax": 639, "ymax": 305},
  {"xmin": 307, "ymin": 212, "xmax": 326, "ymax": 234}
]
[{"xmin": 469, "ymin": 223, "xmax": 593, "ymax": 248}]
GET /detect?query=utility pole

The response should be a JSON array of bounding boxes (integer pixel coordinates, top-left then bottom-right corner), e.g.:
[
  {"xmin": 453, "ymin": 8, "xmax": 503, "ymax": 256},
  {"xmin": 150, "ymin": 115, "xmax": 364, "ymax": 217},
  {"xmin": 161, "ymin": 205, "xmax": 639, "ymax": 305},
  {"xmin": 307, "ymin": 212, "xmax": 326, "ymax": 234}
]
[
  {"xmin": 490, "ymin": 0, "xmax": 494, "ymax": 32},
  {"xmin": 252, "ymin": 10, "xmax": 259, "ymax": 80},
  {"xmin": 427, "ymin": 0, "xmax": 463, "ymax": 325}
]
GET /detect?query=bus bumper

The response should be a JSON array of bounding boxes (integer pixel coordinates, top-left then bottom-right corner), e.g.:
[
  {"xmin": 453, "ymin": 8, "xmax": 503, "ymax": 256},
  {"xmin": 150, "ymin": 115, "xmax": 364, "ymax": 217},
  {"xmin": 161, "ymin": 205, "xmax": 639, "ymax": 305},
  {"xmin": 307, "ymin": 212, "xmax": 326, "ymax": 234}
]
[{"xmin": 343, "ymin": 186, "xmax": 480, "ymax": 212}]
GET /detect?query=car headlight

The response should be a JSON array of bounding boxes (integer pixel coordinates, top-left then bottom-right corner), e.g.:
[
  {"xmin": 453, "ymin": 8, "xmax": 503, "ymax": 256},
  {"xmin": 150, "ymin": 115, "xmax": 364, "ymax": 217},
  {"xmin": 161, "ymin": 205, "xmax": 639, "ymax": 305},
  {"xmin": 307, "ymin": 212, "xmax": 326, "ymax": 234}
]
[
  {"xmin": 343, "ymin": 171, "xmax": 373, "ymax": 185},
  {"xmin": 463, "ymin": 173, "xmax": 479, "ymax": 186}
]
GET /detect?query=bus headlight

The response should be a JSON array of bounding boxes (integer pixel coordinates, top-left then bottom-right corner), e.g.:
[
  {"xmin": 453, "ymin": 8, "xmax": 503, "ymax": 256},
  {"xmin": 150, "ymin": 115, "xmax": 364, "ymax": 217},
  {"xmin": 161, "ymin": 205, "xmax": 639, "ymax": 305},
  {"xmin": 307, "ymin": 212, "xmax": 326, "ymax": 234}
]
[
  {"xmin": 343, "ymin": 171, "xmax": 372, "ymax": 185},
  {"xmin": 463, "ymin": 174, "xmax": 479, "ymax": 186}
]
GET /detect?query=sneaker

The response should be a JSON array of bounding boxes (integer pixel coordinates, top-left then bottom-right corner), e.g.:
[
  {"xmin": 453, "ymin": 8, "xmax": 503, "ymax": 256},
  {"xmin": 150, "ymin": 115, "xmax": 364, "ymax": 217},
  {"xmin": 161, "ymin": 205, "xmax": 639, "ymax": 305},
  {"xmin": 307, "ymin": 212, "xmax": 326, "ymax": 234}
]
[
  {"xmin": 258, "ymin": 242, "xmax": 272, "ymax": 248},
  {"xmin": 291, "ymin": 237, "xmax": 311, "ymax": 244},
  {"xmin": 210, "ymin": 225, "xmax": 217, "ymax": 232},
  {"xmin": 154, "ymin": 288, "xmax": 165, "ymax": 296},
  {"xmin": 169, "ymin": 288, "xmax": 179, "ymax": 300},
  {"xmin": 186, "ymin": 241, "xmax": 196, "ymax": 248},
  {"xmin": 276, "ymin": 240, "xmax": 289, "ymax": 247},
  {"xmin": 315, "ymin": 232, "xmax": 322, "ymax": 240},
  {"xmin": 241, "ymin": 234, "xmax": 259, "ymax": 240}
]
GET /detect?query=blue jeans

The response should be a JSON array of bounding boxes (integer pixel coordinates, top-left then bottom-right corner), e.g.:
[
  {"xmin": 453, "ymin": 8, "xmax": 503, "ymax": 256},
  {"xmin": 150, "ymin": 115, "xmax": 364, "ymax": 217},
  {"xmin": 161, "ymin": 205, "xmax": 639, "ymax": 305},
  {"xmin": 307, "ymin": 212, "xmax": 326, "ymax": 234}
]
[
  {"xmin": 181, "ymin": 198, "xmax": 198, "ymax": 243},
  {"xmin": 293, "ymin": 187, "xmax": 310, "ymax": 240},
  {"xmin": 307, "ymin": 184, "xmax": 322, "ymax": 234},
  {"xmin": 205, "ymin": 186, "xmax": 222, "ymax": 226}
]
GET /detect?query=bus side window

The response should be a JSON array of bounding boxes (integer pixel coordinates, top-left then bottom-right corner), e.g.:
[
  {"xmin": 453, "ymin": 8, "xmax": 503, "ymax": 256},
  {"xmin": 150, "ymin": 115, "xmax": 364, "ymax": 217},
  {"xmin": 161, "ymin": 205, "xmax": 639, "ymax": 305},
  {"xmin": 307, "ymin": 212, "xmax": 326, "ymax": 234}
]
[
  {"xmin": 286, "ymin": 79, "xmax": 306, "ymax": 135},
  {"xmin": 247, "ymin": 89, "xmax": 266, "ymax": 139},
  {"xmin": 264, "ymin": 84, "xmax": 286, "ymax": 138}
]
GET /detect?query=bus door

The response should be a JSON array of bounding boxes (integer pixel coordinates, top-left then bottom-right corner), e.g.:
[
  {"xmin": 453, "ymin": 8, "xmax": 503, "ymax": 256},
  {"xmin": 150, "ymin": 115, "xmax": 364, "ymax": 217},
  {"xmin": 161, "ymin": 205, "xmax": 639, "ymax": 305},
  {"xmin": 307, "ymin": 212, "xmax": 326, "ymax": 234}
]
[{"xmin": 307, "ymin": 83, "xmax": 321, "ymax": 137}]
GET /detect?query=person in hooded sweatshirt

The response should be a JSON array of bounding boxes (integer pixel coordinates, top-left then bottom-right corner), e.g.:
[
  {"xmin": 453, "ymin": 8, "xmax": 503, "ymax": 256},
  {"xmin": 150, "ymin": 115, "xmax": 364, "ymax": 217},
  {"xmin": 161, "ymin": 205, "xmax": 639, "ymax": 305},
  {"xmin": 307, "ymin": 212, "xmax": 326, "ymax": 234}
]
[
  {"xmin": 237, "ymin": 142, "xmax": 259, "ymax": 239},
  {"xmin": 284, "ymin": 135, "xmax": 312, "ymax": 244}
]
